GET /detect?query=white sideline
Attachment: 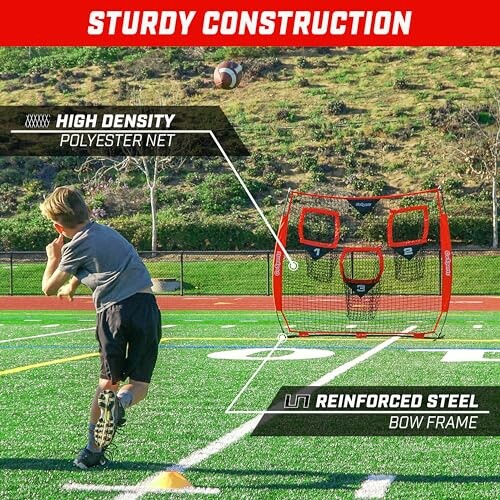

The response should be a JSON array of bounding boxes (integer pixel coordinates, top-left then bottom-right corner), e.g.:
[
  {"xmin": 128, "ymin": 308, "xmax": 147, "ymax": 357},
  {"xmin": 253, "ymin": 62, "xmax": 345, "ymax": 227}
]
[
  {"xmin": 0, "ymin": 327, "xmax": 93, "ymax": 344},
  {"xmin": 63, "ymin": 483, "xmax": 220, "ymax": 495},
  {"xmin": 95, "ymin": 327, "xmax": 413, "ymax": 499},
  {"xmin": 355, "ymin": 475, "xmax": 396, "ymax": 498}
]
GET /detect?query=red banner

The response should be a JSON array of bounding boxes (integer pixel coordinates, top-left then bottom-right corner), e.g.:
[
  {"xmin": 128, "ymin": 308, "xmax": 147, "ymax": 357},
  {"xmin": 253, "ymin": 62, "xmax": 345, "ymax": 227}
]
[{"xmin": 0, "ymin": 1, "xmax": 498, "ymax": 46}]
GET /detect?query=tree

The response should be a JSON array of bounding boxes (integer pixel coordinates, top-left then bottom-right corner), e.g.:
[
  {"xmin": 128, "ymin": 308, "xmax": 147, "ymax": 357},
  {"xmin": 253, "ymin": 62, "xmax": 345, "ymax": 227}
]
[
  {"xmin": 448, "ymin": 91, "xmax": 500, "ymax": 248},
  {"xmin": 79, "ymin": 155, "xmax": 187, "ymax": 252}
]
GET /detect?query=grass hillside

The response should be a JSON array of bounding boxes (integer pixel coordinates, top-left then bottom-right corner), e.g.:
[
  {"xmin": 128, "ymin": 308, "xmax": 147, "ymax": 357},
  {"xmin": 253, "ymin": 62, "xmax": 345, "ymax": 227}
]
[{"xmin": 0, "ymin": 47, "xmax": 498, "ymax": 250}]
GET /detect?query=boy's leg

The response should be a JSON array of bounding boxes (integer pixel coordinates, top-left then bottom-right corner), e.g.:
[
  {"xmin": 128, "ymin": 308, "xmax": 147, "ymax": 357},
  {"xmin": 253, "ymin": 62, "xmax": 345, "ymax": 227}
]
[
  {"xmin": 75, "ymin": 306, "xmax": 129, "ymax": 467},
  {"xmin": 93, "ymin": 379, "xmax": 126, "ymax": 449},
  {"xmin": 91, "ymin": 378, "xmax": 120, "ymax": 424},
  {"xmin": 87, "ymin": 378, "xmax": 119, "ymax": 452},
  {"xmin": 74, "ymin": 379, "xmax": 120, "ymax": 469},
  {"xmin": 116, "ymin": 379, "xmax": 149, "ymax": 408},
  {"xmin": 91, "ymin": 304, "xmax": 129, "ymax": 449},
  {"xmin": 78, "ymin": 295, "xmax": 160, "ymax": 464}
]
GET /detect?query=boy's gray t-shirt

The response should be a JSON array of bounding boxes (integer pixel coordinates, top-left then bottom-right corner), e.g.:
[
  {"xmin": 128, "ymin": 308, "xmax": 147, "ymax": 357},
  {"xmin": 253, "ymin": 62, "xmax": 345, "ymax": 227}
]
[{"xmin": 58, "ymin": 222, "xmax": 152, "ymax": 313}]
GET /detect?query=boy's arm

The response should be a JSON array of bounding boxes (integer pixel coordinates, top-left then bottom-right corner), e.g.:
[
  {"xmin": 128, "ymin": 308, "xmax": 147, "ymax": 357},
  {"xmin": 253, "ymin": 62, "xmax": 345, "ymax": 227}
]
[
  {"xmin": 42, "ymin": 267, "xmax": 70, "ymax": 296},
  {"xmin": 42, "ymin": 234, "xmax": 70, "ymax": 295},
  {"xmin": 57, "ymin": 276, "xmax": 81, "ymax": 302}
]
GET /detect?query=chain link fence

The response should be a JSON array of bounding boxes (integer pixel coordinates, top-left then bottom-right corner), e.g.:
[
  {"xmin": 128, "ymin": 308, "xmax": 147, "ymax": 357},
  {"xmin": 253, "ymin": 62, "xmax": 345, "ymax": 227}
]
[{"xmin": 0, "ymin": 249, "xmax": 498, "ymax": 296}]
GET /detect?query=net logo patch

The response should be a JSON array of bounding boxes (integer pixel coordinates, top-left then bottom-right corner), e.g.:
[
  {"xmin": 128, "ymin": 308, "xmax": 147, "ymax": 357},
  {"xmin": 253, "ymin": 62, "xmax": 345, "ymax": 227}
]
[
  {"xmin": 346, "ymin": 282, "xmax": 376, "ymax": 297},
  {"xmin": 347, "ymin": 198, "xmax": 379, "ymax": 216},
  {"xmin": 274, "ymin": 251, "xmax": 282, "ymax": 276},
  {"xmin": 444, "ymin": 250, "xmax": 452, "ymax": 276}
]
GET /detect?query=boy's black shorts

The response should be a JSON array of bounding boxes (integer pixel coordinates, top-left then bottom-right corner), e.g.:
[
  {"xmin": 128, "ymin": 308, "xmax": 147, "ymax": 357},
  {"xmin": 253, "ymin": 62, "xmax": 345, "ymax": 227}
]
[{"xmin": 96, "ymin": 293, "xmax": 162, "ymax": 384}]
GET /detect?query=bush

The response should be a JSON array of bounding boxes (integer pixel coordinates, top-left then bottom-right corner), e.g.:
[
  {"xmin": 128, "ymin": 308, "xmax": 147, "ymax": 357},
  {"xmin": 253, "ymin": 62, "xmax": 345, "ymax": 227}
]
[
  {"xmin": 0, "ymin": 211, "xmax": 54, "ymax": 251},
  {"xmin": 296, "ymin": 57, "xmax": 310, "ymax": 69},
  {"xmin": 108, "ymin": 212, "xmax": 277, "ymax": 251},
  {"xmin": 449, "ymin": 215, "xmax": 493, "ymax": 245},
  {"xmin": 195, "ymin": 173, "xmax": 248, "ymax": 215},
  {"xmin": 327, "ymin": 100, "xmax": 347, "ymax": 115},
  {"xmin": 53, "ymin": 168, "xmax": 80, "ymax": 186},
  {"xmin": 0, "ymin": 184, "xmax": 20, "ymax": 215},
  {"xmin": 245, "ymin": 152, "xmax": 270, "ymax": 177},
  {"xmin": 17, "ymin": 180, "xmax": 45, "ymax": 212},
  {"xmin": 393, "ymin": 78, "xmax": 410, "ymax": 90},
  {"xmin": 442, "ymin": 178, "xmax": 465, "ymax": 197},
  {"xmin": 0, "ymin": 210, "xmax": 495, "ymax": 251},
  {"xmin": 262, "ymin": 171, "xmax": 284, "ymax": 188},
  {"xmin": 276, "ymin": 109, "xmax": 292, "ymax": 121},
  {"xmin": 0, "ymin": 48, "xmax": 141, "ymax": 74},
  {"xmin": 244, "ymin": 57, "xmax": 283, "ymax": 80},
  {"xmin": 298, "ymin": 156, "xmax": 319, "ymax": 173}
]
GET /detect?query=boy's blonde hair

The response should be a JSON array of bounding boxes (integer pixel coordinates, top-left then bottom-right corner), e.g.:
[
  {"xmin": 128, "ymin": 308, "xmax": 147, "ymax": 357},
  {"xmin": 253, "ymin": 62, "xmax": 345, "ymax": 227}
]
[{"xmin": 40, "ymin": 186, "xmax": 90, "ymax": 228}]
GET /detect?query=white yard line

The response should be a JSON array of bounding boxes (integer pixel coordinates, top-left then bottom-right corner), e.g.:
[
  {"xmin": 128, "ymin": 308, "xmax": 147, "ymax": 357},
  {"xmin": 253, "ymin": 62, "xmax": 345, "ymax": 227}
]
[
  {"xmin": 310, "ymin": 332, "xmax": 412, "ymax": 387},
  {"xmin": 41, "ymin": 324, "xmax": 60, "ymax": 328},
  {"xmin": 0, "ymin": 327, "xmax": 94, "ymax": 344},
  {"xmin": 225, "ymin": 337, "xmax": 285, "ymax": 413},
  {"xmin": 355, "ymin": 475, "xmax": 396, "ymax": 499},
  {"xmin": 63, "ymin": 483, "xmax": 219, "ymax": 495}
]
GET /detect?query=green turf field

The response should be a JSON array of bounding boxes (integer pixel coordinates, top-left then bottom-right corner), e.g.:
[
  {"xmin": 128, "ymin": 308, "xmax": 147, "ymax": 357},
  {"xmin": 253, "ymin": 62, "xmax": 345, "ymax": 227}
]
[{"xmin": 0, "ymin": 310, "xmax": 498, "ymax": 499}]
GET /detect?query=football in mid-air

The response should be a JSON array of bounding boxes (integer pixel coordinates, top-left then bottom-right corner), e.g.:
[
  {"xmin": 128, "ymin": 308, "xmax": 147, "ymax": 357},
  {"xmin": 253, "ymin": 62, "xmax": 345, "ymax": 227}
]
[{"xmin": 213, "ymin": 61, "xmax": 243, "ymax": 90}]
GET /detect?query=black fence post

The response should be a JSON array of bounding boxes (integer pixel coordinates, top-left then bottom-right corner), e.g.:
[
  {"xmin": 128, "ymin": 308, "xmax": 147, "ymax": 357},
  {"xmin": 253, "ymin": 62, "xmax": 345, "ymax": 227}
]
[
  {"xmin": 267, "ymin": 251, "xmax": 271, "ymax": 296},
  {"xmin": 9, "ymin": 253, "xmax": 13, "ymax": 296},
  {"xmin": 180, "ymin": 252, "xmax": 184, "ymax": 296}
]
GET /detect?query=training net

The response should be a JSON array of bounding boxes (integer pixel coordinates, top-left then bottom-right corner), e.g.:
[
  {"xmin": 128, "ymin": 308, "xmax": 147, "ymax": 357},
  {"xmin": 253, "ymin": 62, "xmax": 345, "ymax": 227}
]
[{"xmin": 273, "ymin": 189, "xmax": 452, "ymax": 337}]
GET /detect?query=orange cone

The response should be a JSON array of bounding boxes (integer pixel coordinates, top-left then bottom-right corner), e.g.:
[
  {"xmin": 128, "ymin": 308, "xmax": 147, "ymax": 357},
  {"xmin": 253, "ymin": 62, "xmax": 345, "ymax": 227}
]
[{"xmin": 149, "ymin": 471, "xmax": 192, "ymax": 490}]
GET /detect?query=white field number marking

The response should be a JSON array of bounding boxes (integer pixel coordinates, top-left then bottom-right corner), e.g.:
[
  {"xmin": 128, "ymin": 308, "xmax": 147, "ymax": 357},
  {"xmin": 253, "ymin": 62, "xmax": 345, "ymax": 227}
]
[
  {"xmin": 355, "ymin": 475, "xmax": 396, "ymax": 499},
  {"xmin": 410, "ymin": 348, "xmax": 500, "ymax": 362},
  {"xmin": 208, "ymin": 348, "xmax": 335, "ymax": 361}
]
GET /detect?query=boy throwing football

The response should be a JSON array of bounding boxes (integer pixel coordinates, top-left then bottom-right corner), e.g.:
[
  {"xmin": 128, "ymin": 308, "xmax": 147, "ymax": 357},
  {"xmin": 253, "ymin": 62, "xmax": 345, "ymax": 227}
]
[{"xmin": 40, "ymin": 186, "xmax": 162, "ymax": 469}]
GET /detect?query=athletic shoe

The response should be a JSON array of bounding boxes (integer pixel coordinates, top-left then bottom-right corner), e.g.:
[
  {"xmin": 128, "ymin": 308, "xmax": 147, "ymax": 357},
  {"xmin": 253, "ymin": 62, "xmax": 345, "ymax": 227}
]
[
  {"xmin": 73, "ymin": 447, "xmax": 107, "ymax": 469},
  {"xmin": 94, "ymin": 390, "xmax": 125, "ymax": 448}
]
